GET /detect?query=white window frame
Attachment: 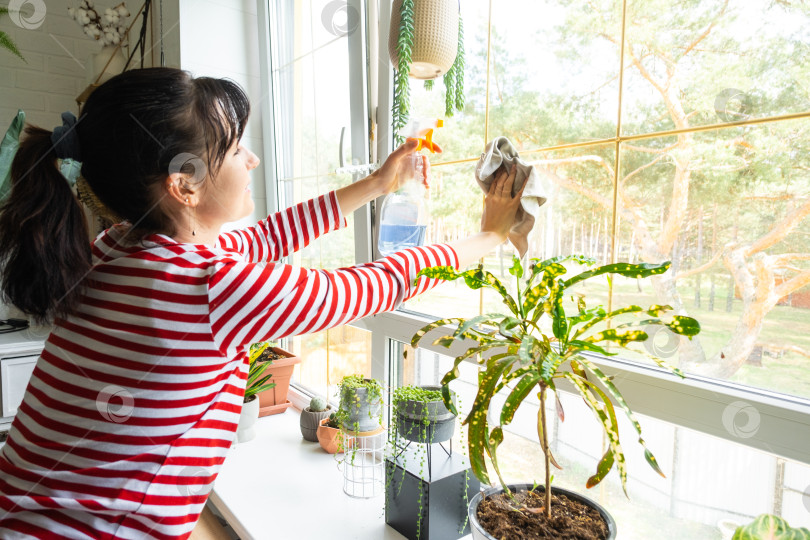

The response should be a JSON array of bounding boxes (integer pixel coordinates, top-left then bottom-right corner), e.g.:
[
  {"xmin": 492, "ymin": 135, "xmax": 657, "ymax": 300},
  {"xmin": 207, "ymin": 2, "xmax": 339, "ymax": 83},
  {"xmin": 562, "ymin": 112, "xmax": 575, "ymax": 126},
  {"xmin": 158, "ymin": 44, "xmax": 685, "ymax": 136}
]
[{"xmin": 258, "ymin": 0, "xmax": 810, "ymax": 467}]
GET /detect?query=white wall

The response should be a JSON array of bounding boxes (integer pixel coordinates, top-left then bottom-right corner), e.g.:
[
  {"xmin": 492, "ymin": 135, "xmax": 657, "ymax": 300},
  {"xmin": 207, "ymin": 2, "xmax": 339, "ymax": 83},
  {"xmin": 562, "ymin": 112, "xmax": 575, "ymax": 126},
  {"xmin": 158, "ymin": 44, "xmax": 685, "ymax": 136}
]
[{"xmin": 0, "ymin": 0, "xmax": 112, "ymax": 128}]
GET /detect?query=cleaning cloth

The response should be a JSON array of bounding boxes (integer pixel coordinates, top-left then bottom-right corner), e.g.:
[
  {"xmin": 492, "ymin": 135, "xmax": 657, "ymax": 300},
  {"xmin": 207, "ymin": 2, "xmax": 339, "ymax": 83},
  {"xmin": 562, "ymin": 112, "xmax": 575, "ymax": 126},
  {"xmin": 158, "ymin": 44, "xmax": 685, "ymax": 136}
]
[{"xmin": 475, "ymin": 136, "xmax": 548, "ymax": 257}]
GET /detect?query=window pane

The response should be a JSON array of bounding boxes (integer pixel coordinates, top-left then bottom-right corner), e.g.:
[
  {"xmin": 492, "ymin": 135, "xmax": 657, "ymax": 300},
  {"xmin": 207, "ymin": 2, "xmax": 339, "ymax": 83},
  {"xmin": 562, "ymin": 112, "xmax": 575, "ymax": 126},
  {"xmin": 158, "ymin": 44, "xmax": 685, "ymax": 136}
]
[
  {"xmin": 290, "ymin": 173, "xmax": 356, "ymax": 270},
  {"xmin": 291, "ymin": 326, "xmax": 372, "ymax": 402},
  {"xmin": 487, "ymin": 0, "xmax": 622, "ymax": 148},
  {"xmin": 398, "ymin": 346, "xmax": 810, "ymax": 538},
  {"xmin": 622, "ymin": 0, "xmax": 810, "ymax": 135},
  {"xmin": 396, "ymin": 161, "xmax": 482, "ymax": 318},
  {"xmin": 614, "ymin": 119, "xmax": 810, "ymax": 399},
  {"xmin": 269, "ymin": 0, "xmax": 366, "ymax": 393},
  {"xmin": 401, "ymin": 145, "xmax": 616, "ymax": 318}
]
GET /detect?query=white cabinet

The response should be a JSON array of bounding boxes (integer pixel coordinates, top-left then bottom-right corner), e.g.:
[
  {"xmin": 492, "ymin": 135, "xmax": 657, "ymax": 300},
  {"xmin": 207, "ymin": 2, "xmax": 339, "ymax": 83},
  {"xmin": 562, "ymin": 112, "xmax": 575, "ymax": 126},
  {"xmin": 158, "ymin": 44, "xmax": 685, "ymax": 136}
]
[
  {"xmin": 0, "ymin": 328, "xmax": 48, "ymax": 427},
  {"xmin": 1, "ymin": 355, "xmax": 38, "ymax": 418}
]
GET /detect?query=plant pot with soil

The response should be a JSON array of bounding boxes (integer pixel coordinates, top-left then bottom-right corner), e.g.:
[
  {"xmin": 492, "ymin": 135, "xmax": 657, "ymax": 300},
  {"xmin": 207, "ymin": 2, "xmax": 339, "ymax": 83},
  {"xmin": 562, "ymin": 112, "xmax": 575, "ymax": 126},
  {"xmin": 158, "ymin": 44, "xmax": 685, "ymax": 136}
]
[
  {"xmin": 393, "ymin": 384, "xmax": 456, "ymax": 444},
  {"xmin": 300, "ymin": 396, "xmax": 333, "ymax": 442},
  {"xmin": 411, "ymin": 255, "xmax": 702, "ymax": 539},
  {"xmin": 317, "ymin": 413, "xmax": 350, "ymax": 454},
  {"xmin": 469, "ymin": 484, "xmax": 616, "ymax": 540},
  {"xmin": 336, "ymin": 375, "xmax": 384, "ymax": 433},
  {"xmin": 248, "ymin": 342, "xmax": 302, "ymax": 417}
]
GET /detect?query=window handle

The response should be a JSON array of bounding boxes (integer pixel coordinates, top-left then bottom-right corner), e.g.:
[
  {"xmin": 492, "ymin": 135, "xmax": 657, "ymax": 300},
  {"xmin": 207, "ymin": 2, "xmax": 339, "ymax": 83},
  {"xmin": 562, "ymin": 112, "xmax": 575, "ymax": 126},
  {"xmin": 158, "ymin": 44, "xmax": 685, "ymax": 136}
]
[{"xmin": 336, "ymin": 126, "xmax": 378, "ymax": 175}]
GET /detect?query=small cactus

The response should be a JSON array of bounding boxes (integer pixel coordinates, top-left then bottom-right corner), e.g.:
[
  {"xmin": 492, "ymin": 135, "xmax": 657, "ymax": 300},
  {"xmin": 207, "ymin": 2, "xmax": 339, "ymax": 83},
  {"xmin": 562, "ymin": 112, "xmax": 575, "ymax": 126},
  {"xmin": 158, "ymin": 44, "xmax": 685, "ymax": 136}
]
[{"xmin": 309, "ymin": 396, "xmax": 327, "ymax": 412}]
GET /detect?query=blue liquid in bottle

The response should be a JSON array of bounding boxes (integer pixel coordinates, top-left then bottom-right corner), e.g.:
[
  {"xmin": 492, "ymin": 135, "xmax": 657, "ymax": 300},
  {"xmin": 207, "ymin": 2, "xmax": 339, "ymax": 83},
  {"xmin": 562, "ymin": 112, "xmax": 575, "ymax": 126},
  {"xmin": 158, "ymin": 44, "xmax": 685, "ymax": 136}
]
[{"xmin": 377, "ymin": 162, "xmax": 430, "ymax": 258}]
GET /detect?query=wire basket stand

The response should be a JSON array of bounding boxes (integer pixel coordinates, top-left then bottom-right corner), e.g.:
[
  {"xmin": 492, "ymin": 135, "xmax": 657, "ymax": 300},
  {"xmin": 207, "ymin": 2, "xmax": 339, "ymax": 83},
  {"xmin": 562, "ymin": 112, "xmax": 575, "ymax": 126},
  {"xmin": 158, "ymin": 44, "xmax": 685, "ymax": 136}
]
[{"xmin": 341, "ymin": 427, "xmax": 386, "ymax": 498}]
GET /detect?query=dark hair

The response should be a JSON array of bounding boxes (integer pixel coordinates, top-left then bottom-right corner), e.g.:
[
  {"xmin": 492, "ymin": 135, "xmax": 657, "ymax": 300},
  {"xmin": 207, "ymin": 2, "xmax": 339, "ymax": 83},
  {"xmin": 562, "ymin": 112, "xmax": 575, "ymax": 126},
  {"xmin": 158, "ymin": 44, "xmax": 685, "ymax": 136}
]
[{"xmin": 0, "ymin": 68, "xmax": 251, "ymax": 323}]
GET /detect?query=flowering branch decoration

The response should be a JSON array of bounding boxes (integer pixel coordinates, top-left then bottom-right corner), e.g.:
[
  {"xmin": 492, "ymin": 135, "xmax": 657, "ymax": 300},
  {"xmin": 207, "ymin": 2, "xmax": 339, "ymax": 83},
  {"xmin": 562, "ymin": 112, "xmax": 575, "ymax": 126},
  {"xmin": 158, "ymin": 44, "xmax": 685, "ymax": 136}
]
[{"xmin": 68, "ymin": 1, "xmax": 131, "ymax": 47}]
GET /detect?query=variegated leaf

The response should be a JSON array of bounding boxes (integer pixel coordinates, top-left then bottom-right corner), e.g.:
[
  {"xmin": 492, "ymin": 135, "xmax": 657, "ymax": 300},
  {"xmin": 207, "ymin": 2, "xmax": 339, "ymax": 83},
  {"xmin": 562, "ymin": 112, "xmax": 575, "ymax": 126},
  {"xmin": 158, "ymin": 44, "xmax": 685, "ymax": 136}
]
[
  {"xmin": 411, "ymin": 317, "xmax": 466, "ymax": 347},
  {"xmin": 500, "ymin": 372, "xmax": 542, "ymax": 425},
  {"xmin": 563, "ymin": 372, "xmax": 628, "ymax": 494},
  {"xmin": 572, "ymin": 306, "xmax": 643, "ymax": 340},
  {"xmin": 563, "ymin": 261, "xmax": 671, "ymax": 290},
  {"xmin": 576, "ymin": 357, "xmax": 666, "ymax": 478},
  {"xmin": 466, "ymin": 359, "xmax": 513, "ymax": 486}
]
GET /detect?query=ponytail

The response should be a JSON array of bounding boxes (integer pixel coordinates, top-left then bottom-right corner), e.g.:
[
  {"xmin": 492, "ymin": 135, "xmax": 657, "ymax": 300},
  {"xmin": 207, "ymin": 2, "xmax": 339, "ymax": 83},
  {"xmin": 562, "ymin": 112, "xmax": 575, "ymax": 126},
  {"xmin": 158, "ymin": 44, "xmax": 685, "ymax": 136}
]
[{"xmin": 0, "ymin": 126, "xmax": 91, "ymax": 323}]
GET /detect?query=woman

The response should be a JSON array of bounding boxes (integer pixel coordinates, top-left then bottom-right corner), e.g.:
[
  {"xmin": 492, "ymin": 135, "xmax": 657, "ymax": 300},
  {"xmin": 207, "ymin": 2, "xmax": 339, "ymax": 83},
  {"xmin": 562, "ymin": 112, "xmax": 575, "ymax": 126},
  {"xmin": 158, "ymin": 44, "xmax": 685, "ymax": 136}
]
[{"xmin": 0, "ymin": 68, "xmax": 522, "ymax": 539}]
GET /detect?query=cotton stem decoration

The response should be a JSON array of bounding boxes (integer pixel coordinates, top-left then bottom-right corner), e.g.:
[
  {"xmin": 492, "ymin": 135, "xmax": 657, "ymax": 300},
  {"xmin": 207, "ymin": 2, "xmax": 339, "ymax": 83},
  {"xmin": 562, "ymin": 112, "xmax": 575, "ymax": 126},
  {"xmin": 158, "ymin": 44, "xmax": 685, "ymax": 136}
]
[{"xmin": 68, "ymin": 1, "xmax": 131, "ymax": 46}]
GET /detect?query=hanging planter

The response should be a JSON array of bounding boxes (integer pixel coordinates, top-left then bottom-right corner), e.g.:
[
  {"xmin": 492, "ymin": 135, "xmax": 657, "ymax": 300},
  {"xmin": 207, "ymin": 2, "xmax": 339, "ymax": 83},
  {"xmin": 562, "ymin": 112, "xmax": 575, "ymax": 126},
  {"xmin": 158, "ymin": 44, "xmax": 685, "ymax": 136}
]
[{"xmin": 389, "ymin": 0, "xmax": 465, "ymax": 140}]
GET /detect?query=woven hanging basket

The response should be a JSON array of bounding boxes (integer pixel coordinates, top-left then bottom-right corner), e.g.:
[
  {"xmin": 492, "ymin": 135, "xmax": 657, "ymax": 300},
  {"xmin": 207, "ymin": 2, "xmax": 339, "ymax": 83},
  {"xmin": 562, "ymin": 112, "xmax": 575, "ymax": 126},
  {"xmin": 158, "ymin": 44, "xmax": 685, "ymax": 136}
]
[{"xmin": 389, "ymin": 0, "xmax": 459, "ymax": 80}]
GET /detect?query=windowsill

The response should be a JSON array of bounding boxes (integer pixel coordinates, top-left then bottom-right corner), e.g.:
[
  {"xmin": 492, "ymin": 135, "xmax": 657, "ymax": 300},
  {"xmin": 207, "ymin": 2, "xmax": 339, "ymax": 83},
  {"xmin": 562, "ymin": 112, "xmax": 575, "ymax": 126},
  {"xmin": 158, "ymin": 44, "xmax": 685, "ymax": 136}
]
[{"xmin": 209, "ymin": 407, "xmax": 408, "ymax": 540}]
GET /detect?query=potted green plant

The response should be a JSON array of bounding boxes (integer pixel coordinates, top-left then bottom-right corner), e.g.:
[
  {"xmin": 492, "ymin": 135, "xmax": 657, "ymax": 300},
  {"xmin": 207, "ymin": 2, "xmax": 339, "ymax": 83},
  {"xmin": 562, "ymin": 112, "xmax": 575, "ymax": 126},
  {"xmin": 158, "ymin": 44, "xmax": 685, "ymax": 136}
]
[
  {"xmin": 0, "ymin": 7, "xmax": 26, "ymax": 62},
  {"xmin": 392, "ymin": 385, "xmax": 456, "ymax": 444},
  {"xmin": 336, "ymin": 374, "xmax": 384, "ymax": 433},
  {"xmin": 317, "ymin": 412, "xmax": 349, "ymax": 454},
  {"xmin": 411, "ymin": 255, "xmax": 702, "ymax": 539},
  {"xmin": 300, "ymin": 395, "xmax": 333, "ymax": 442},
  {"xmin": 248, "ymin": 341, "xmax": 302, "ymax": 416},
  {"xmin": 387, "ymin": 384, "xmax": 465, "ymax": 539},
  {"xmin": 732, "ymin": 514, "xmax": 810, "ymax": 539},
  {"xmin": 388, "ymin": 0, "xmax": 465, "ymax": 141},
  {"xmin": 235, "ymin": 344, "xmax": 275, "ymax": 444}
]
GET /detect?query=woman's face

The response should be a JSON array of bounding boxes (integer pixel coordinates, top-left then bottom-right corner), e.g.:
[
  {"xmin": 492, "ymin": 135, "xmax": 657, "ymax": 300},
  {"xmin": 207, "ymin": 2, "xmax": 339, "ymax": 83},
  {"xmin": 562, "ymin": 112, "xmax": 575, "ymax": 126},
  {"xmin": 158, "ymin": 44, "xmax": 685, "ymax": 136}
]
[{"xmin": 197, "ymin": 140, "xmax": 260, "ymax": 226}]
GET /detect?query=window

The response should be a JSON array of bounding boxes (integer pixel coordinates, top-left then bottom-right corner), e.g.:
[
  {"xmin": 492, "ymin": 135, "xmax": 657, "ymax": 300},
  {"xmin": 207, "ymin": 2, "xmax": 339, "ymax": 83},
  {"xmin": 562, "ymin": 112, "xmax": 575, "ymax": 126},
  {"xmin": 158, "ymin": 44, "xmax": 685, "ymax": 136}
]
[
  {"xmin": 265, "ymin": 0, "xmax": 374, "ymax": 394},
  {"xmin": 257, "ymin": 0, "xmax": 810, "ymax": 496},
  {"xmin": 392, "ymin": 0, "xmax": 810, "ymax": 402}
]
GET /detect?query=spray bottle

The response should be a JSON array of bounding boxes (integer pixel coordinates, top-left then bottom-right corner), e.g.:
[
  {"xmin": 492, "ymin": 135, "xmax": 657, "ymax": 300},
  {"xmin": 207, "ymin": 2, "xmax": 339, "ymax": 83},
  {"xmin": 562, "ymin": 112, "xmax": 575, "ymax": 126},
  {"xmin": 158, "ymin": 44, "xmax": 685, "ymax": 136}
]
[{"xmin": 377, "ymin": 119, "xmax": 443, "ymax": 257}]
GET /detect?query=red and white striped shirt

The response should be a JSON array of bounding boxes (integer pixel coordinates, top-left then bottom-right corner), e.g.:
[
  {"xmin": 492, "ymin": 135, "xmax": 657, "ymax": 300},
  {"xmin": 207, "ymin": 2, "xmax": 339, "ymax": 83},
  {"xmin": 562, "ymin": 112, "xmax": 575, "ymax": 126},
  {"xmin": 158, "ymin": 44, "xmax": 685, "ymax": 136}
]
[{"xmin": 0, "ymin": 192, "xmax": 458, "ymax": 539}]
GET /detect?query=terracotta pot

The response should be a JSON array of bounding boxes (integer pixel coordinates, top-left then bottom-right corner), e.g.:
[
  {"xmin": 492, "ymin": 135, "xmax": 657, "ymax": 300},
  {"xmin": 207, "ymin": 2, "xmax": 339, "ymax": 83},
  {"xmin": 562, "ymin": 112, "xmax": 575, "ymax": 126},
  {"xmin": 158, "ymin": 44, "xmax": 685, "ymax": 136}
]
[
  {"xmin": 468, "ymin": 483, "xmax": 617, "ymax": 540},
  {"xmin": 235, "ymin": 396, "xmax": 260, "ymax": 444},
  {"xmin": 250, "ymin": 347, "xmax": 301, "ymax": 417},
  {"xmin": 316, "ymin": 417, "xmax": 350, "ymax": 454},
  {"xmin": 300, "ymin": 405, "xmax": 333, "ymax": 442}
]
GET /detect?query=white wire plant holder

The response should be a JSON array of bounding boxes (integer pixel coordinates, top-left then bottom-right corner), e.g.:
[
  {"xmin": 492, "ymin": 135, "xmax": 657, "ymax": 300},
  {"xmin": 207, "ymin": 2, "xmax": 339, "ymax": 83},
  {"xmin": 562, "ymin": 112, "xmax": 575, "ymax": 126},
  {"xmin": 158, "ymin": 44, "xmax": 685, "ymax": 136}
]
[{"xmin": 341, "ymin": 427, "xmax": 386, "ymax": 499}]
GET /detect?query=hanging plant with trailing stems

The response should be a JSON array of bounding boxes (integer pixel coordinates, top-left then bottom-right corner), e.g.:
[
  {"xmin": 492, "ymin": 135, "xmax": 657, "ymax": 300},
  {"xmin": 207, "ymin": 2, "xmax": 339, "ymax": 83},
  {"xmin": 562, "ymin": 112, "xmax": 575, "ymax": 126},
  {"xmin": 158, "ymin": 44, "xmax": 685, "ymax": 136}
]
[{"xmin": 391, "ymin": 0, "xmax": 465, "ymax": 144}]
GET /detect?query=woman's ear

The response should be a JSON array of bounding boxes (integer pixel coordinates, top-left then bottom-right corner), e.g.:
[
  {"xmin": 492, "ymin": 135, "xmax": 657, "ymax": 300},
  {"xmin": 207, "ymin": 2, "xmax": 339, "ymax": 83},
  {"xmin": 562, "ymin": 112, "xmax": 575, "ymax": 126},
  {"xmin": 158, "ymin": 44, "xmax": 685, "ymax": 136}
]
[{"xmin": 164, "ymin": 173, "xmax": 197, "ymax": 206}]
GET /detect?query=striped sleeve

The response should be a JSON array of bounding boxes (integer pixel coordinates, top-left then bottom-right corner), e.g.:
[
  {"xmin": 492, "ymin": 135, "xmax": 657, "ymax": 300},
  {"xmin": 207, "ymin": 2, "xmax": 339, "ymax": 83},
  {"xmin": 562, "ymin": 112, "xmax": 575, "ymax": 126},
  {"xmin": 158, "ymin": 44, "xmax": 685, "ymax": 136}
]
[
  {"xmin": 207, "ymin": 244, "xmax": 459, "ymax": 354},
  {"xmin": 215, "ymin": 192, "xmax": 347, "ymax": 263}
]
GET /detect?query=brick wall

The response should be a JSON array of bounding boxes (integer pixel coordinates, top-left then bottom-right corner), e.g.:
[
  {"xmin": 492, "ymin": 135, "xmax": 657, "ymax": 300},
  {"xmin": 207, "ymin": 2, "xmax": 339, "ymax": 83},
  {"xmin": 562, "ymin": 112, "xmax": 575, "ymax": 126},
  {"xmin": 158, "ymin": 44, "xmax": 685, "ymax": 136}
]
[{"xmin": 0, "ymin": 0, "xmax": 138, "ymax": 130}]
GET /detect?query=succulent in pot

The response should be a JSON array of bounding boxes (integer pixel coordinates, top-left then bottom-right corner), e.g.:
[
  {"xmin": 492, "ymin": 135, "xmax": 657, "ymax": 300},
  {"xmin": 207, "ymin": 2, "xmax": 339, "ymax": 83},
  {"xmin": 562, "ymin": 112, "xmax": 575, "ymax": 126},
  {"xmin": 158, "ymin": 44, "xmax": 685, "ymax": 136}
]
[
  {"xmin": 300, "ymin": 396, "xmax": 333, "ymax": 442},
  {"xmin": 235, "ymin": 344, "xmax": 275, "ymax": 444},
  {"xmin": 392, "ymin": 384, "xmax": 456, "ymax": 444},
  {"xmin": 412, "ymin": 255, "xmax": 701, "ymax": 540},
  {"xmin": 316, "ymin": 412, "xmax": 350, "ymax": 454},
  {"xmin": 336, "ymin": 374, "xmax": 384, "ymax": 433}
]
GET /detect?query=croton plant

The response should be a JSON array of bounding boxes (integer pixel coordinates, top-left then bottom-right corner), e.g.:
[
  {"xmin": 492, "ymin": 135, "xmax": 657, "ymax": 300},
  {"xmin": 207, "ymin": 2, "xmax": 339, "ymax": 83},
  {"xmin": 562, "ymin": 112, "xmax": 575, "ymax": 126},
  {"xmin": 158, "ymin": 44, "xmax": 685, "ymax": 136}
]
[{"xmin": 411, "ymin": 255, "xmax": 701, "ymax": 517}]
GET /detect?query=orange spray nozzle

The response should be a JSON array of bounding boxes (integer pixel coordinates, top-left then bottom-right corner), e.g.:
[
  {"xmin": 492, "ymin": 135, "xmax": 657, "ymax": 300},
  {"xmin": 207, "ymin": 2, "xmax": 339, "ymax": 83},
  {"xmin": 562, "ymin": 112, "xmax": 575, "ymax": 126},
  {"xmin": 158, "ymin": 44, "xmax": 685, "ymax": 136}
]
[{"xmin": 405, "ymin": 119, "xmax": 443, "ymax": 154}]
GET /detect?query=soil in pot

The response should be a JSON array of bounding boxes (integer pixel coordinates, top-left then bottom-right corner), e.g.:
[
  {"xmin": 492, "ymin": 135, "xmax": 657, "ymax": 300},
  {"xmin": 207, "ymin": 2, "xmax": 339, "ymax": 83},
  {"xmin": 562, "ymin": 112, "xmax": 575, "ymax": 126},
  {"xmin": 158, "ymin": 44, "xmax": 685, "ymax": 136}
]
[{"xmin": 477, "ymin": 488, "xmax": 609, "ymax": 540}]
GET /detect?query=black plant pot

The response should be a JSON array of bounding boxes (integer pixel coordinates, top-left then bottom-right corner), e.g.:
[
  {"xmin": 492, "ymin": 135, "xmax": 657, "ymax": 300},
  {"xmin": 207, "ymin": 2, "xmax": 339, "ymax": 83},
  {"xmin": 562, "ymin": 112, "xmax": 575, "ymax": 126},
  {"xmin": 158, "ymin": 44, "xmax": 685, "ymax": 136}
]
[{"xmin": 468, "ymin": 483, "xmax": 617, "ymax": 540}]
